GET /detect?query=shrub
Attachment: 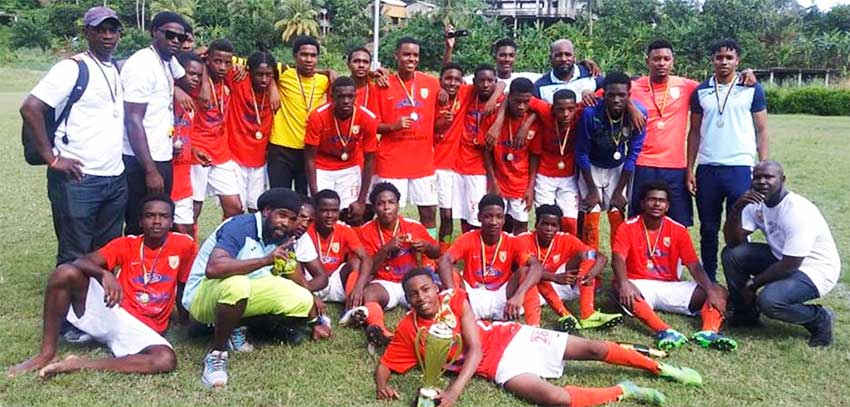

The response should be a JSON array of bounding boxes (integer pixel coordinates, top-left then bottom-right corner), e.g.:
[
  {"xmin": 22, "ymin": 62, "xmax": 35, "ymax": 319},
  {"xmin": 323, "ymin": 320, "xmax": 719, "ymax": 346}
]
[
  {"xmin": 114, "ymin": 28, "xmax": 152, "ymax": 60},
  {"xmin": 766, "ymin": 86, "xmax": 850, "ymax": 116},
  {"xmin": 10, "ymin": 9, "xmax": 51, "ymax": 51}
]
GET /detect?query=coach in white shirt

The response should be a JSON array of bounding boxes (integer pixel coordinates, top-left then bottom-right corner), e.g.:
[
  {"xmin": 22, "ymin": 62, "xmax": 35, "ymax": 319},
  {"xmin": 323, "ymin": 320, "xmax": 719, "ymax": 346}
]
[
  {"xmin": 122, "ymin": 11, "xmax": 188, "ymax": 235},
  {"xmin": 722, "ymin": 160, "xmax": 840, "ymax": 347},
  {"xmin": 21, "ymin": 6, "xmax": 127, "ymax": 265}
]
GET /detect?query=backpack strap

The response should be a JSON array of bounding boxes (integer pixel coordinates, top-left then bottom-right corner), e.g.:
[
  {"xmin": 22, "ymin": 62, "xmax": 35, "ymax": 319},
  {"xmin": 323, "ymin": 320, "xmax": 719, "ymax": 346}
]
[{"xmin": 54, "ymin": 56, "xmax": 89, "ymax": 144}]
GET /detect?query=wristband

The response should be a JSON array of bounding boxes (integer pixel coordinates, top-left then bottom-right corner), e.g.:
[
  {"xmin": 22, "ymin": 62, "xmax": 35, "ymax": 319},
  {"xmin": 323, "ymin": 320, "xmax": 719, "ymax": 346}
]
[{"xmin": 49, "ymin": 156, "xmax": 60, "ymax": 168}]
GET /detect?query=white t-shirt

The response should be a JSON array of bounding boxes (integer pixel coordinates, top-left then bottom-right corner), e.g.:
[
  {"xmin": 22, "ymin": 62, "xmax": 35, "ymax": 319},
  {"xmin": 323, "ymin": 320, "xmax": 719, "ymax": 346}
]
[
  {"xmin": 30, "ymin": 53, "xmax": 125, "ymax": 176},
  {"xmin": 121, "ymin": 47, "xmax": 186, "ymax": 162},
  {"xmin": 463, "ymin": 71, "xmax": 542, "ymax": 92},
  {"xmin": 742, "ymin": 192, "xmax": 841, "ymax": 296}
]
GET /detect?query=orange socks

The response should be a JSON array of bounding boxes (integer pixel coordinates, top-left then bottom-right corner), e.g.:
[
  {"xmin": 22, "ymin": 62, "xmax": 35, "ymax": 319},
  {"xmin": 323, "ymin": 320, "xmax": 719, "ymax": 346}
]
[
  {"xmin": 343, "ymin": 270, "xmax": 360, "ymax": 297},
  {"xmin": 364, "ymin": 302, "xmax": 391, "ymax": 336},
  {"xmin": 602, "ymin": 341, "xmax": 661, "ymax": 374},
  {"xmin": 561, "ymin": 217, "xmax": 578, "ymax": 235},
  {"xmin": 564, "ymin": 386, "xmax": 624, "ymax": 407},
  {"xmin": 523, "ymin": 285, "xmax": 542, "ymax": 326},
  {"xmin": 607, "ymin": 210, "xmax": 625, "ymax": 250},
  {"xmin": 582, "ymin": 212, "xmax": 601, "ymax": 249},
  {"xmin": 538, "ymin": 281, "xmax": 571, "ymax": 317},
  {"xmin": 701, "ymin": 301, "xmax": 724, "ymax": 332},
  {"xmin": 631, "ymin": 297, "xmax": 670, "ymax": 333}
]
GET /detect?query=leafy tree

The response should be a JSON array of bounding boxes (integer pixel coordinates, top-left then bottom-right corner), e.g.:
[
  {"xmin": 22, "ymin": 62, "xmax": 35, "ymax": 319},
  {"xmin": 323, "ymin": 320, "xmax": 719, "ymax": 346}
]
[
  {"xmin": 10, "ymin": 9, "xmax": 51, "ymax": 51},
  {"xmin": 195, "ymin": 0, "xmax": 229, "ymax": 28},
  {"xmin": 275, "ymin": 0, "xmax": 319, "ymax": 43},
  {"xmin": 228, "ymin": 0, "xmax": 279, "ymax": 53},
  {"xmin": 149, "ymin": 0, "xmax": 196, "ymax": 24}
]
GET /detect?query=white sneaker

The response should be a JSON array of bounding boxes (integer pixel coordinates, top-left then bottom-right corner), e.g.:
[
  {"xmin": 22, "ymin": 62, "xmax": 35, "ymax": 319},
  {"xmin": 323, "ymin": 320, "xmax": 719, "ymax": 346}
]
[
  {"xmin": 339, "ymin": 306, "xmax": 368, "ymax": 327},
  {"xmin": 62, "ymin": 326, "xmax": 93, "ymax": 344},
  {"xmin": 201, "ymin": 350, "xmax": 228, "ymax": 389},
  {"xmin": 226, "ymin": 326, "xmax": 254, "ymax": 353}
]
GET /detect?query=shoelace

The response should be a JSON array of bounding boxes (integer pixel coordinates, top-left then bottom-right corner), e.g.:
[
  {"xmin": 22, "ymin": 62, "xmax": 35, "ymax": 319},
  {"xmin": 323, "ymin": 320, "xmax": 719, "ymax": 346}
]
[
  {"xmin": 207, "ymin": 354, "xmax": 226, "ymax": 371},
  {"xmin": 230, "ymin": 329, "xmax": 248, "ymax": 349}
]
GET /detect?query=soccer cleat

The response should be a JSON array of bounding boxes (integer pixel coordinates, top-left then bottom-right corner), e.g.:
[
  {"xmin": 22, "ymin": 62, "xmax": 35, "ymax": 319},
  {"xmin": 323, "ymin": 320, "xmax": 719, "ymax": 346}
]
[
  {"xmin": 692, "ymin": 330, "xmax": 738, "ymax": 352},
  {"xmin": 658, "ymin": 361, "xmax": 703, "ymax": 387},
  {"xmin": 655, "ymin": 329, "xmax": 688, "ymax": 351},
  {"xmin": 62, "ymin": 326, "xmax": 93, "ymax": 344},
  {"xmin": 557, "ymin": 315, "xmax": 580, "ymax": 333},
  {"xmin": 339, "ymin": 306, "xmax": 369, "ymax": 328},
  {"xmin": 365, "ymin": 325, "xmax": 392, "ymax": 356},
  {"xmin": 617, "ymin": 380, "xmax": 666, "ymax": 405},
  {"xmin": 201, "ymin": 350, "xmax": 229, "ymax": 389},
  {"xmin": 579, "ymin": 310, "xmax": 624, "ymax": 330},
  {"xmin": 226, "ymin": 326, "xmax": 254, "ymax": 353}
]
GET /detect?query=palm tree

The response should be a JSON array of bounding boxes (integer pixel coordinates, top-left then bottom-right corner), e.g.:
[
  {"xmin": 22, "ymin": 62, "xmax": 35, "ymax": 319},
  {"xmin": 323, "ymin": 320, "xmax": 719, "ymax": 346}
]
[
  {"xmin": 275, "ymin": 0, "xmax": 320, "ymax": 43},
  {"xmin": 150, "ymin": 0, "xmax": 197, "ymax": 24}
]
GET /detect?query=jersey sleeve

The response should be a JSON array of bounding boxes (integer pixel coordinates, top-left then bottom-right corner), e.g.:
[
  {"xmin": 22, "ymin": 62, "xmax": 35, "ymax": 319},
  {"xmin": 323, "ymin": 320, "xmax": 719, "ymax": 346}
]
[
  {"xmin": 411, "ymin": 222, "xmax": 437, "ymax": 246},
  {"xmin": 751, "ymin": 83, "xmax": 767, "ymax": 113},
  {"xmin": 358, "ymin": 225, "xmax": 379, "ymax": 256},
  {"xmin": 30, "ymin": 59, "xmax": 79, "ymax": 109},
  {"xmin": 169, "ymin": 56, "xmax": 186, "ymax": 80},
  {"xmin": 213, "ymin": 220, "xmax": 248, "ymax": 258},
  {"xmin": 343, "ymin": 226, "xmax": 365, "ymax": 251},
  {"xmin": 612, "ymin": 224, "xmax": 631, "ymax": 258},
  {"xmin": 178, "ymin": 239, "xmax": 198, "ymax": 283},
  {"xmin": 121, "ymin": 56, "xmax": 156, "ymax": 104},
  {"xmin": 447, "ymin": 233, "xmax": 471, "ymax": 262},
  {"xmin": 295, "ymin": 233, "xmax": 319, "ymax": 262},
  {"xmin": 511, "ymin": 235, "xmax": 533, "ymax": 265},
  {"xmin": 304, "ymin": 110, "xmax": 322, "ymax": 146},
  {"xmin": 675, "ymin": 226, "xmax": 699, "ymax": 265},
  {"xmin": 97, "ymin": 237, "xmax": 129, "ymax": 271},
  {"xmin": 689, "ymin": 86, "xmax": 704, "ymax": 114},
  {"xmin": 528, "ymin": 97, "xmax": 551, "ymax": 118},
  {"xmin": 740, "ymin": 205, "xmax": 758, "ymax": 232},
  {"xmin": 361, "ymin": 112, "xmax": 379, "ymax": 153},
  {"xmin": 575, "ymin": 109, "xmax": 593, "ymax": 170},
  {"xmin": 379, "ymin": 317, "xmax": 418, "ymax": 374}
]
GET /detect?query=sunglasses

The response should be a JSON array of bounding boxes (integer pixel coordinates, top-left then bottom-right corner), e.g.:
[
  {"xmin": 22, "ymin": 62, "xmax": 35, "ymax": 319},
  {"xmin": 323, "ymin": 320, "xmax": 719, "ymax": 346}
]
[{"xmin": 158, "ymin": 29, "xmax": 189, "ymax": 43}]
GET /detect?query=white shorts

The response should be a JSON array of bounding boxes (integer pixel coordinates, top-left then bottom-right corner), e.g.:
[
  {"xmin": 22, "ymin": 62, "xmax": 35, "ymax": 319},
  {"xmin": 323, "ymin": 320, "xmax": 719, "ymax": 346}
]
[
  {"xmin": 465, "ymin": 282, "xmax": 523, "ymax": 321},
  {"xmin": 191, "ymin": 161, "xmax": 241, "ymax": 201},
  {"xmin": 631, "ymin": 279, "xmax": 699, "ymax": 316},
  {"xmin": 577, "ymin": 165, "xmax": 626, "ymax": 213},
  {"xmin": 237, "ymin": 164, "xmax": 268, "ymax": 211},
  {"xmin": 538, "ymin": 265, "xmax": 580, "ymax": 303},
  {"xmin": 372, "ymin": 279, "xmax": 408, "ymax": 309},
  {"xmin": 459, "ymin": 174, "xmax": 487, "ymax": 226},
  {"xmin": 534, "ymin": 174, "xmax": 580, "ymax": 218},
  {"xmin": 67, "ymin": 278, "xmax": 172, "ymax": 358},
  {"xmin": 317, "ymin": 165, "xmax": 362, "ymax": 209},
  {"xmin": 312, "ymin": 264, "xmax": 347, "ymax": 303},
  {"xmin": 173, "ymin": 197, "xmax": 194, "ymax": 225},
  {"xmin": 373, "ymin": 175, "xmax": 438, "ymax": 207},
  {"xmin": 494, "ymin": 325, "xmax": 568, "ymax": 385},
  {"xmin": 504, "ymin": 198, "xmax": 529, "ymax": 223},
  {"xmin": 435, "ymin": 169, "xmax": 462, "ymax": 211}
]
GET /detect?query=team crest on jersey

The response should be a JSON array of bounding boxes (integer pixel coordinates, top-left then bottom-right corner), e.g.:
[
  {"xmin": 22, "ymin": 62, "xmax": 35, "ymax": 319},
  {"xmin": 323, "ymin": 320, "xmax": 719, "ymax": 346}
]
[
  {"xmin": 527, "ymin": 129, "xmax": 536, "ymax": 139},
  {"xmin": 499, "ymin": 250, "xmax": 507, "ymax": 262},
  {"xmin": 169, "ymin": 255, "xmax": 180, "ymax": 269},
  {"xmin": 669, "ymin": 87, "xmax": 680, "ymax": 99},
  {"xmin": 332, "ymin": 242, "xmax": 340, "ymax": 253},
  {"xmin": 663, "ymin": 237, "xmax": 671, "ymax": 247},
  {"xmin": 351, "ymin": 125, "xmax": 360, "ymax": 135},
  {"xmin": 420, "ymin": 88, "xmax": 429, "ymax": 99},
  {"xmin": 552, "ymin": 254, "xmax": 561, "ymax": 263}
]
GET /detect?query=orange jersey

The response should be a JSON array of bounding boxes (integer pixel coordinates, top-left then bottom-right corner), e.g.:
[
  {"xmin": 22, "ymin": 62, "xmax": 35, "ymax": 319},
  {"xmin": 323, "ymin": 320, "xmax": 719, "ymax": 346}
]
[
  {"xmin": 455, "ymin": 94, "xmax": 504, "ymax": 175},
  {"xmin": 304, "ymin": 103, "xmax": 379, "ymax": 171},
  {"xmin": 447, "ymin": 230, "xmax": 532, "ymax": 290},
  {"xmin": 225, "ymin": 77, "xmax": 274, "ymax": 168},
  {"xmin": 481, "ymin": 113, "xmax": 540, "ymax": 198},
  {"xmin": 307, "ymin": 222, "xmax": 364, "ymax": 273},
  {"xmin": 355, "ymin": 82, "xmax": 379, "ymax": 113},
  {"xmin": 434, "ymin": 85, "xmax": 474, "ymax": 170},
  {"xmin": 630, "ymin": 76, "xmax": 699, "ymax": 169},
  {"xmin": 358, "ymin": 216, "xmax": 437, "ymax": 282},
  {"xmin": 518, "ymin": 231, "xmax": 590, "ymax": 273},
  {"xmin": 171, "ymin": 101, "xmax": 193, "ymax": 201},
  {"xmin": 529, "ymin": 98, "xmax": 582, "ymax": 178},
  {"xmin": 98, "ymin": 233, "xmax": 197, "ymax": 333},
  {"xmin": 190, "ymin": 75, "xmax": 232, "ymax": 165},
  {"xmin": 612, "ymin": 215, "xmax": 698, "ymax": 282},
  {"xmin": 373, "ymin": 72, "xmax": 441, "ymax": 178}
]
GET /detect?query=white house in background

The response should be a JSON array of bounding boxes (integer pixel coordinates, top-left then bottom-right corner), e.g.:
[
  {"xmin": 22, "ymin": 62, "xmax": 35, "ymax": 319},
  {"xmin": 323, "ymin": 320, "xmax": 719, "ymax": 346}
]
[
  {"xmin": 382, "ymin": 0, "xmax": 408, "ymax": 24},
  {"xmin": 407, "ymin": 1, "xmax": 438, "ymax": 16}
]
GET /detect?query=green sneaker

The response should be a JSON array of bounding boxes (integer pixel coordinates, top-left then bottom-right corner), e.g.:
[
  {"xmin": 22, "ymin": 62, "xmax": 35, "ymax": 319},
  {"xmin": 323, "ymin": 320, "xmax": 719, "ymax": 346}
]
[
  {"xmin": 579, "ymin": 310, "xmax": 624, "ymax": 330},
  {"xmin": 658, "ymin": 361, "xmax": 703, "ymax": 387},
  {"xmin": 557, "ymin": 315, "xmax": 580, "ymax": 333},
  {"xmin": 617, "ymin": 380, "xmax": 666, "ymax": 405},
  {"xmin": 655, "ymin": 329, "xmax": 688, "ymax": 351},
  {"xmin": 692, "ymin": 330, "xmax": 738, "ymax": 352}
]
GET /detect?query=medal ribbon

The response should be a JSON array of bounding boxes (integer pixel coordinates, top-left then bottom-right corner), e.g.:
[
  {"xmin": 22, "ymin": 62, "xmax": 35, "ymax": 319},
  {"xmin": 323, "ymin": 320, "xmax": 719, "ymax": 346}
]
[
  {"xmin": 535, "ymin": 232, "xmax": 555, "ymax": 266},
  {"xmin": 377, "ymin": 218, "xmax": 401, "ymax": 247},
  {"xmin": 648, "ymin": 79, "xmax": 669, "ymax": 119},
  {"xmin": 249, "ymin": 85, "xmax": 267, "ymax": 131},
  {"xmin": 139, "ymin": 237, "xmax": 168, "ymax": 286},
  {"xmin": 297, "ymin": 71, "xmax": 317, "ymax": 112},
  {"xmin": 713, "ymin": 73, "xmax": 738, "ymax": 117},
  {"xmin": 641, "ymin": 216, "xmax": 665, "ymax": 267},
  {"xmin": 479, "ymin": 233, "xmax": 503, "ymax": 281},
  {"xmin": 315, "ymin": 227, "xmax": 336, "ymax": 263},
  {"xmin": 332, "ymin": 105, "xmax": 357, "ymax": 152},
  {"xmin": 555, "ymin": 120, "xmax": 572, "ymax": 157},
  {"xmin": 396, "ymin": 73, "xmax": 417, "ymax": 112},
  {"xmin": 208, "ymin": 77, "xmax": 224, "ymax": 113},
  {"xmin": 606, "ymin": 109, "xmax": 626, "ymax": 148}
]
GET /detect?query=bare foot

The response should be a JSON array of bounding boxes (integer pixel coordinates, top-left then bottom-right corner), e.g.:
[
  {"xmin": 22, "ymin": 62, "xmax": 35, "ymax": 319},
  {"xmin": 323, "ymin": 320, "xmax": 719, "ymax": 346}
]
[
  {"xmin": 7, "ymin": 354, "xmax": 57, "ymax": 377},
  {"xmin": 38, "ymin": 355, "xmax": 83, "ymax": 380}
]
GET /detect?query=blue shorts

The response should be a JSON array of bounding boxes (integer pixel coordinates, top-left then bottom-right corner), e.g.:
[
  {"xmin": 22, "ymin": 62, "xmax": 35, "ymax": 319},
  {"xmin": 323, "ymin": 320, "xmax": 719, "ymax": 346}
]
[{"xmin": 629, "ymin": 166, "xmax": 693, "ymax": 226}]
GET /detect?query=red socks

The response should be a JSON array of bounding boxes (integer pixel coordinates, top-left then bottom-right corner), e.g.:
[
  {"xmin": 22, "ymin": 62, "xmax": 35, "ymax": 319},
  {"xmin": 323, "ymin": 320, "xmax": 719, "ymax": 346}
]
[
  {"xmin": 582, "ymin": 212, "xmax": 601, "ymax": 249},
  {"xmin": 602, "ymin": 341, "xmax": 661, "ymax": 374},
  {"xmin": 561, "ymin": 217, "xmax": 578, "ymax": 235},
  {"xmin": 701, "ymin": 301, "xmax": 724, "ymax": 332},
  {"xmin": 523, "ymin": 285, "xmax": 542, "ymax": 326},
  {"xmin": 538, "ymin": 281, "xmax": 571, "ymax": 317},
  {"xmin": 631, "ymin": 297, "xmax": 671, "ymax": 333},
  {"xmin": 564, "ymin": 386, "xmax": 624, "ymax": 407},
  {"xmin": 364, "ymin": 302, "xmax": 391, "ymax": 336},
  {"xmin": 607, "ymin": 210, "xmax": 625, "ymax": 250},
  {"xmin": 343, "ymin": 270, "xmax": 360, "ymax": 297}
]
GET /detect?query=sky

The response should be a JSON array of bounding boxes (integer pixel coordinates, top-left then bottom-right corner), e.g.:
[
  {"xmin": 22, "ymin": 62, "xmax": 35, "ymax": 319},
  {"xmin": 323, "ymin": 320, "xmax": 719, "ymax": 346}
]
[{"xmin": 797, "ymin": 0, "xmax": 850, "ymax": 10}]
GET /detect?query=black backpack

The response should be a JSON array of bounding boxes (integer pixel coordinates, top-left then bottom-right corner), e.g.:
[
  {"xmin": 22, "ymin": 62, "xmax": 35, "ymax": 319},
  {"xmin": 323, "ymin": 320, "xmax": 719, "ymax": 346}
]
[{"xmin": 22, "ymin": 57, "xmax": 89, "ymax": 165}]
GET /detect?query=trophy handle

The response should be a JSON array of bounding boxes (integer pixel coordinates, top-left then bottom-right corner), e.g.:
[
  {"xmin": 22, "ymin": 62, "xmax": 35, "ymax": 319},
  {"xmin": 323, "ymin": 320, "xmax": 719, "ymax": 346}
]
[
  {"xmin": 440, "ymin": 332, "xmax": 464, "ymax": 375},
  {"xmin": 415, "ymin": 327, "xmax": 427, "ymax": 369}
]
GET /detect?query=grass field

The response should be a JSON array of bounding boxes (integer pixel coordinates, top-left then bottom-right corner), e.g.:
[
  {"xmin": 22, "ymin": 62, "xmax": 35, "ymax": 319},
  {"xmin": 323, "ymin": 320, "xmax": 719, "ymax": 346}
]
[{"xmin": 0, "ymin": 67, "xmax": 847, "ymax": 407}]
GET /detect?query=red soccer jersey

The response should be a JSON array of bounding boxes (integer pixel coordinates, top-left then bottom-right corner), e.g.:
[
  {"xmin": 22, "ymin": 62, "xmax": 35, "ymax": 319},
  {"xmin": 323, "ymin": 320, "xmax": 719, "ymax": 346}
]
[
  {"xmin": 225, "ymin": 77, "xmax": 274, "ymax": 168},
  {"xmin": 171, "ymin": 100, "xmax": 194, "ymax": 201},
  {"xmin": 612, "ymin": 215, "xmax": 699, "ymax": 282},
  {"xmin": 518, "ymin": 231, "xmax": 590, "ymax": 273},
  {"xmin": 190, "ymin": 75, "xmax": 232, "ymax": 165},
  {"xmin": 630, "ymin": 76, "xmax": 699, "ymax": 169},
  {"xmin": 481, "ymin": 113, "xmax": 540, "ymax": 199},
  {"xmin": 448, "ymin": 230, "xmax": 532, "ymax": 290},
  {"xmin": 455, "ymin": 94, "xmax": 504, "ymax": 176},
  {"xmin": 374, "ymin": 72, "xmax": 440, "ymax": 179},
  {"xmin": 304, "ymin": 103, "xmax": 379, "ymax": 171},
  {"xmin": 307, "ymin": 222, "xmax": 364, "ymax": 273},
  {"xmin": 358, "ymin": 216, "xmax": 437, "ymax": 282},
  {"xmin": 97, "ymin": 233, "xmax": 196, "ymax": 333},
  {"xmin": 380, "ymin": 288, "xmax": 521, "ymax": 381},
  {"xmin": 434, "ymin": 85, "xmax": 474, "ymax": 170},
  {"xmin": 356, "ymin": 82, "xmax": 379, "ymax": 114},
  {"xmin": 529, "ymin": 98, "xmax": 582, "ymax": 178}
]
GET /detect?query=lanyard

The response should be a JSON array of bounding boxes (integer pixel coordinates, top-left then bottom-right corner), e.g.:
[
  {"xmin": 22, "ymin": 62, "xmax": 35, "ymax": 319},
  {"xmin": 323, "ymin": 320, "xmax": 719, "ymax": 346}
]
[
  {"xmin": 535, "ymin": 233, "xmax": 555, "ymax": 265},
  {"xmin": 554, "ymin": 120, "xmax": 572, "ymax": 157},
  {"xmin": 297, "ymin": 71, "xmax": 317, "ymax": 112},
  {"xmin": 150, "ymin": 46, "xmax": 174, "ymax": 101},
  {"xmin": 396, "ymin": 73, "xmax": 417, "ymax": 109},
  {"xmin": 314, "ymin": 227, "xmax": 336, "ymax": 262},
  {"xmin": 479, "ymin": 233, "xmax": 503, "ymax": 279},
  {"xmin": 606, "ymin": 109, "xmax": 626, "ymax": 146},
  {"xmin": 139, "ymin": 238, "xmax": 167, "ymax": 286},
  {"xmin": 332, "ymin": 106, "xmax": 357, "ymax": 150},
  {"xmin": 713, "ymin": 74, "xmax": 738, "ymax": 116},
  {"xmin": 85, "ymin": 51, "xmax": 118, "ymax": 106},
  {"xmin": 208, "ymin": 78, "xmax": 224, "ymax": 113},
  {"xmin": 641, "ymin": 217, "xmax": 665, "ymax": 261}
]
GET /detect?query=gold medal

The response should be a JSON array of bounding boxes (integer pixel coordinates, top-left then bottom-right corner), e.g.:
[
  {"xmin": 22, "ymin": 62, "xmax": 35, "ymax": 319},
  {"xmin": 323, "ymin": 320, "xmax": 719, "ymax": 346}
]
[
  {"xmin": 410, "ymin": 112, "xmax": 419, "ymax": 121},
  {"xmin": 646, "ymin": 260, "xmax": 655, "ymax": 271},
  {"xmin": 341, "ymin": 152, "xmax": 349, "ymax": 161},
  {"xmin": 557, "ymin": 160, "xmax": 566, "ymax": 170},
  {"xmin": 613, "ymin": 151, "xmax": 622, "ymax": 160},
  {"xmin": 254, "ymin": 131, "xmax": 263, "ymax": 140},
  {"xmin": 506, "ymin": 152, "xmax": 515, "ymax": 161},
  {"xmin": 657, "ymin": 120, "xmax": 665, "ymax": 129},
  {"xmin": 138, "ymin": 292, "xmax": 150, "ymax": 304}
]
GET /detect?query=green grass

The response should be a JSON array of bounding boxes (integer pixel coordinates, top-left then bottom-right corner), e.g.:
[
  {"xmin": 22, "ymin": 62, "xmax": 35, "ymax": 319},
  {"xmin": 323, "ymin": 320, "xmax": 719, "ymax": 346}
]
[{"xmin": 0, "ymin": 67, "xmax": 848, "ymax": 406}]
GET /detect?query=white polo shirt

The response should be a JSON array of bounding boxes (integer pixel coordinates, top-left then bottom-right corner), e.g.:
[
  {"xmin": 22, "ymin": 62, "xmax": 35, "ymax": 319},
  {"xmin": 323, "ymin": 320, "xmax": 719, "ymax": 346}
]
[
  {"xmin": 30, "ymin": 52, "xmax": 125, "ymax": 176},
  {"xmin": 741, "ymin": 192, "xmax": 840, "ymax": 297},
  {"xmin": 121, "ymin": 47, "xmax": 186, "ymax": 162},
  {"xmin": 463, "ymin": 71, "xmax": 542, "ymax": 92}
]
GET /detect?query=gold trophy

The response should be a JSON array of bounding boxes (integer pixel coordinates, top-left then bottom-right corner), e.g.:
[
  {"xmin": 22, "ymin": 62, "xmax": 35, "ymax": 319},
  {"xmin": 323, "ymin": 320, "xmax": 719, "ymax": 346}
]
[{"xmin": 414, "ymin": 322, "xmax": 463, "ymax": 407}]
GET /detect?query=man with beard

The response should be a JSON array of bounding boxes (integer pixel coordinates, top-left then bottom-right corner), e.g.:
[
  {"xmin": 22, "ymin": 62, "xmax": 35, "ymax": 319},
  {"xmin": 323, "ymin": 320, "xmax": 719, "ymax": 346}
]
[{"xmin": 533, "ymin": 39, "xmax": 603, "ymax": 104}]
